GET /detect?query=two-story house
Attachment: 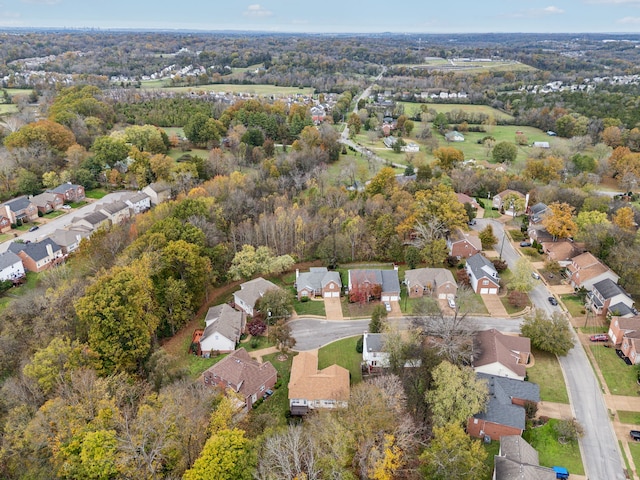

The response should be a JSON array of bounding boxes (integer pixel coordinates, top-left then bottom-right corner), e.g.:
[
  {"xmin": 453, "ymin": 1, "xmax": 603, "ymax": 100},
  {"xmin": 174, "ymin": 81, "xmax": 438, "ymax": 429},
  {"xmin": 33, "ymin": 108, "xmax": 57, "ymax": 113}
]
[
  {"xmin": 1, "ymin": 196, "xmax": 38, "ymax": 225},
  {"xmin": 404, "ymin": 267, "xmax": 458, "ymax": 300},
  {"xmin": 8, "ymin": 239, "xmax": 63, "ymax": 272},
  {"xmin": 295, "ymin": 267, "xmax": 342, "ymax": 300},
  {"xmin": 588, "ymin": 278, "xmax": 635, "ymax": 317},
  {"xmin": 466, "ymin": 253, "xmax": 500, "ymax": 294},
  {"xmin": 448, "ymin": 228, "xmax": 482, "ymax": 259},
  {"xmin": 48, "ymin": 182, "xmax": 85, "ymax": 203},
  {"xmin": 0, "ymin": 251, "xmax": 26, "ymax": 282}
]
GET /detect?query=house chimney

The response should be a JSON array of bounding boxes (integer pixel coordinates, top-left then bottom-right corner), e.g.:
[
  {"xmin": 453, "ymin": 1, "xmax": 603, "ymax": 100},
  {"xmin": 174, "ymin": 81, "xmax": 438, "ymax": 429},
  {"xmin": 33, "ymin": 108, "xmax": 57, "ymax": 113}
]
[{"xmin": 46, "ymin": 243, "xmax": 53, "ymax": 258}]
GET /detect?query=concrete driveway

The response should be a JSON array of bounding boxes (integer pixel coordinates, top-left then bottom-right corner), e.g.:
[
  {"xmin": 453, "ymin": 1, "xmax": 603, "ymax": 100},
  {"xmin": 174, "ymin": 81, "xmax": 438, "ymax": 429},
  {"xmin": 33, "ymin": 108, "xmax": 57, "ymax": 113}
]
[
  {"xmin": 323, "ymin": 297, "xmax": 343, "ymax": 320},
  {"xmin": 480, "ymin": 294, "xmax": 509, "ymax": 317}
]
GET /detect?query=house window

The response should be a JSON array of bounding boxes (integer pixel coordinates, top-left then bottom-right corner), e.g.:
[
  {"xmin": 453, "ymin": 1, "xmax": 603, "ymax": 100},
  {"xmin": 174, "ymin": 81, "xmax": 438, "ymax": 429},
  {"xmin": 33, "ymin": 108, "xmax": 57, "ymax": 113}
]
[{"xmin": 482, "ymin": 280, "xmax": 489, "ymax": 285}]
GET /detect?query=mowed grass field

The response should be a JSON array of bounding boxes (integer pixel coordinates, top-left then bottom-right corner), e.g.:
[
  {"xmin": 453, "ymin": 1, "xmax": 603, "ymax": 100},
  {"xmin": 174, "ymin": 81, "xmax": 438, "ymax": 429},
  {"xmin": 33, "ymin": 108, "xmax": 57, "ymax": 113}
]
[
  {"xmin": 0, "ymin": 104, "xmax": 19, "ymax": 115},
  {"xmin": 141, "ymin": 82, "xmax": 314, "ymax": 97},
  {"xmin": 398, "ymin": 101, "xmax": 514, "ymax": 122}
]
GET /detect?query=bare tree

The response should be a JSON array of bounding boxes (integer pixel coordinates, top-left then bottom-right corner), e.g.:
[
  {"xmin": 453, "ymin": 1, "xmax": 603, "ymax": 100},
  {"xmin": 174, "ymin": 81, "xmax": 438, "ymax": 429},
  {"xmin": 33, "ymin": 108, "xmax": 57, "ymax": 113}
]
[
  {"xmin": 256, "ymin": 425, "xmax": 321, "ymax": 480},
  {"xmin": 410, "ymin": 287, "xmax": 479, "ymax": 365}
]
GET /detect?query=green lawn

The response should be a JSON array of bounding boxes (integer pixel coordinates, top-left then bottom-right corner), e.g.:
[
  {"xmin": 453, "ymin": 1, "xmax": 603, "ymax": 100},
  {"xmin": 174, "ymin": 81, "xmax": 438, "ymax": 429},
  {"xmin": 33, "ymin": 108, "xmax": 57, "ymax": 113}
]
[
  {"xmin": 84, "ymin": 188, "xmax": 109, "ymax": 200},
  {"xmin": 240, "ymin": 335, "xmax": 275, "ymax": 352},
  {"xmin": 481, "ymin": 441, "xmax": 500, "ymax": 480},
  {"xmin": 0, "ymin": 272, "xmax": 40, "ymax": 313},
  {"xmin": 318, "ymin": 336, "xmax": 363, "ymax": 384},
  {"xmin": 629, "ymin": 443, "xmax": 640, "ymax": 477},
  {"xmin": 523, "ymin": 419, "xmax": 584, "ymax": 475},
  {"xmin": 500, "ymin": 294, "xmax": 530, "ymax": 315},
  {"xmin": 167, "ymin": 147, "xmax": 210, "ymax": 161},
  {"xmin": 526, "ymin": 348, "xmax": 569, "ymax": 403},
  {"xmin": 0, "ymin": 233, "xmax": 12, "ymax": 242},
  {"xmin": 590, "ymin": 345, "xmax": 640, "ymax": 396},
  {"xmin": 398, "ymin": 101, "xmax": 514, "ymax": 122},
  {"xmin": 477, "ymin": 198, "xmax": 501, "ymax": 218},
  {"xmin": 560, "ymin": 294, "xmax": 587, "ymax": 318},
  {"xmin": 294, "ymin": 298, "xmax": 326, "ymax": 316},
  {"xmin": 0, "ymin": 104, "xmax": 18, "ymax": 115},
  {"xmin": 619, "ymin": 410, "xmax": 640, "ymax": 426},
  {"xmin": 68, "ymin": 201, "xmax": 88, "ymax": 208},
  {"xmin": 579, "ymin": 326, "xmax": 608, "ymax": 334},
  {"xmin": 253, "ymin": 351, "xmax": 295, "ymax": 424},
  {"xmin": 43, "ymin": 210, "xmax": 65, "ymax": 219}
]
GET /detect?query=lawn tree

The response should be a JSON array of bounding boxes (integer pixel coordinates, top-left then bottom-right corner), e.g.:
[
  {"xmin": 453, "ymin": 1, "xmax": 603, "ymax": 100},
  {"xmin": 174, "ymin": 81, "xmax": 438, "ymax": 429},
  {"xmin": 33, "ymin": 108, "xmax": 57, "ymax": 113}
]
[
  {"xmin": 410, "ymin": 287, "xmax": 480, "ymax": 365},
  {"xmin": 479, "ymin": 224, "xmax": 498, "ymax": 250},
  {"xmin": 420, "ymin": 423, "xmax": 489, "ymax": 480},
  {"xmin": 501, "ymin": 192, "xmax": 526, "ymax": 217},
  {"xmin": 426, "ymin": 361, "xmax": 489, "ymax": 427},
  {"xmin": 554, "ymin": 418, "xmax": 585, "ymax": 443},
  {"xmin": 492, "ymin": 141, "xmax": 518, "ymax": 164},
  {"xmin": 257, "ymin": 287, "xmax": 294, "ymax": 323},
  {"xmin": 509, "ymin": 257, "xmax": 536, "ymax": 293},
  {"xmin": 521, "ymin": 309, "xmax": 574, "ymax": 356},
  {"xmin": 433, "ymin": 146, "xmax": 464, "ymax": 173},
  {"xmin": 269, "ymin": 320, "xmax": 296, "ymax": 353},
  {"xmin": 404, "ymin": 245, "xmax": 421, "ymax": 270},
  {"xmin": 369, "ymin": 305, "xmax": 388, "ymax": 333},
  {"xmin": 421, "ymin": 238, "xmax": 449, "ymax": 267},
  {"xmin": 183, "ymin": 429, "xmax": 255, "ymax": 480},
  {"xmin": 542, "ymin": 202, "xmax": 577, "ymax": 241}
]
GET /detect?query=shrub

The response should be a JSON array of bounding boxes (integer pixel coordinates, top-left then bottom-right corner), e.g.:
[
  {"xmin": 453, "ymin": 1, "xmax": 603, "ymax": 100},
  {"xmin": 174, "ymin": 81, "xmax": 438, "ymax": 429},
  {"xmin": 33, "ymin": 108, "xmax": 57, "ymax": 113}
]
[
  {"xmin": 356, "ymin": 336, "xmax": 363, "ymax": 354},
  {"xmin": 300, "ymin": 296, "xmax": 310, "ymax": 303}
]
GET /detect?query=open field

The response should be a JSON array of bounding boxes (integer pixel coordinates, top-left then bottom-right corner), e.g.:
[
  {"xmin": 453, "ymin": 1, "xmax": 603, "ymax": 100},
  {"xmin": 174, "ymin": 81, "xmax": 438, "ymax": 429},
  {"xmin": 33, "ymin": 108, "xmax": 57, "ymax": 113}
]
[
  {"xmin": 0, "ymin": 104, "xmax": 18, "ymax": 115},
  {"xmin": 140, "ymin": 82, "xmax": 315, "ymax": 96},
  {"xmin": 393, "ymin": 59, "xmax": 535, "ymax": 74},
  {"xmin": 398, "ymin": 101, "xmax": 514, "ymax": 122},
  {"xmin": 526, "ymin": 348, "xmax": 570, "ymax": 403}
]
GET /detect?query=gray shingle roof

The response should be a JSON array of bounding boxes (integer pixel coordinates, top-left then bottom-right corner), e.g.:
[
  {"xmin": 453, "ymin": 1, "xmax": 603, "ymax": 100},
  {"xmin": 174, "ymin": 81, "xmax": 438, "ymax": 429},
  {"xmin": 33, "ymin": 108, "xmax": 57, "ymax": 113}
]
[
  {"xmin": 202, "ymin": 304, "xmax": 244, "ymax": 344},
  {"xmin": 8, "ymin": 238, "xmax": 61, "ymax": 262},
  {"xmin": 49, "ymin": 183, "xmax": 80, "ymax": 194},
  {"xmin": 99, "ymin": 200, "xmax": 130, "ymax": 215},
  {"xmin": 31, "ymin": 192, "xmax": 59, "ymax": 208},
  {"xmin": 73, "ymin": 211, "xmax": 108, "ymax": 227},
  {"xmin": 235, "ymin": 277, "xmax": 280, "ymax": 310},
  {"xmin": 494, "ymin": 457, "xmax": 557, "ymax": 480},
  {"xmin": 473, "ymin": 373, "xmax": 540, "ymax": 431},
  {"xmin": 3, "ymin": 196, "xmax": 32, "ymax": 212},
  {"xmin": 593, "ymin": 278, "xmax": 627, "ymax": 300},
  {"xmin": 405, "ymin": 267, "xmax": 456, "ymax": 289},
  {"xmin": 296, "ymin": 267, "xmax": 342, "ymax": 293},
  {"xmin": 0, "ymin": 251, "xmax": 22, "ymax": 270},
  {"xmin": 363, "ymin": 333, "xmax": 384, "ymax": 353},
  {"xmin": 467, "ymin": 253, "xmax": 499, "ymax": 281}
]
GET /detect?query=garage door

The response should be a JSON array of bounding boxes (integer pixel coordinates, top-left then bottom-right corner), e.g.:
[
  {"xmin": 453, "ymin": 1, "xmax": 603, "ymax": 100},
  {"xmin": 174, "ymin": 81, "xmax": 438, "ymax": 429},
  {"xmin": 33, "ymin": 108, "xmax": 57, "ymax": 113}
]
[
  {"xmin": 488, "ymin": 288, "xmax": 498, "ymax": 294},
  {"xmin": 324, "ymin": 292, "xmax": 331, "ymax": 298},
  {"xmin": 389, "ymin": 295, "xmax": 399, "ymax": 301},
  {"xmin": 480, "ymin": 288, "xmax": 489, "ymax": 294},
  {"xmin": 331, "ymin": 292, "xmax": 339, "ymax": 297},
  {"xmin": 438, "ymin": 294, "xmax": 446, "ymax": 299},
  {"xmin": 381, "ymin": 295, "xmax": 390, "ymax": 301}
]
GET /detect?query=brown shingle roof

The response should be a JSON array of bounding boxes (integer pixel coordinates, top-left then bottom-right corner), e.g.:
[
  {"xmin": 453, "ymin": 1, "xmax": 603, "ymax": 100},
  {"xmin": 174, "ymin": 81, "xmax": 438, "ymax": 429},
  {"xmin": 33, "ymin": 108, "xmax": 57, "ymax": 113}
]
[
  {"xmin": 474, "ymin": 329, "xmax": 531, "ymax": 378},
  {"xmin": 288, "ymin": 351, "xmax": 350, "ymax": 402},
  {"xmin": 204, "ymin": 348, "xmax": 277, "ymax": 399}
]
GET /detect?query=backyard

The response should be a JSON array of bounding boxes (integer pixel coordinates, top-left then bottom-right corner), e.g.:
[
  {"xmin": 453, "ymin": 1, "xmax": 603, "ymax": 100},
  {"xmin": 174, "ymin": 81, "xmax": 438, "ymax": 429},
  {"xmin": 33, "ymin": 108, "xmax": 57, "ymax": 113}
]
[
  {"xmin": 523, "ymin": 419, "xmax": 584, "ymax": 475},
  {"xmin": 561, "ymin": 294, "xmax": 588, "ymax": 318}
]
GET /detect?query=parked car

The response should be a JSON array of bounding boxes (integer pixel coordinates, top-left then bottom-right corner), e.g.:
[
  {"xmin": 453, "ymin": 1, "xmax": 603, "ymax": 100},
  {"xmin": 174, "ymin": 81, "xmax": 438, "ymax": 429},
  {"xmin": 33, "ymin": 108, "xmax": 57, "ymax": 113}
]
[
  {"xmin": 263, "ymin": 389, "xmax": 274, "ymax": 400},
  {"xmin": 468, "ymin": 220, "xmax": 477, "ymax": 226},
  {"xmin": 590, "ymin": 334, "xmax": 609, "ymax": 342},
  {"xmin": 448, "ymin": 298, "xmax": 456, "ymax": 309},
  {"xmin": 532, "ymin": 272, "xmax": 540, "ymax": 280},
  {"xmin": 617, "ymin": 349, "xmax": 633, "ymax": 365},
  {"xmin": 548, "ymin": 296, "xmax": 558, "ymax": 306},
  {"xmin": 631, "ymin": 430, "xmax": 640, "ymax": 441},
  {"xmin": 61, "ymin": 204, "xmax": 71, "ymax": 210},
  {"xmin": 520, "ymin": 241, "xmax": 532, "ymax": 247},
  {"xmin": 28, "ymin": 225, "xmax": 39, "ymax": 232},
  {"xmin": 384, "ymin": 302, "xmax": 391, "ymax": 312}
]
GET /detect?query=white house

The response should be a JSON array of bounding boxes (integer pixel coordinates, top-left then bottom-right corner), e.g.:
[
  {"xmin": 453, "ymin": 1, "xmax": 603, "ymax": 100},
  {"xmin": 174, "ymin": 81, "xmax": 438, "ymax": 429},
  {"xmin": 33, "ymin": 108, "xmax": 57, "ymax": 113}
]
[
  {"xmin": 362, "ymin": 332, "xmax": 389, "ymax": 370},
  {"xmin": 466, "ymin": 253, "xmax": 500, "ymax": 294},
  {"xmin": 199, "ymin": 304, "xmax": 245, "ymax": 355},
  {"xmin": 119, "ymin": 191, "xmax": 151, "ymax": 214},
  {"xmin": 0, "ymin": 251, "xmax": 25, "ymax": 282}
]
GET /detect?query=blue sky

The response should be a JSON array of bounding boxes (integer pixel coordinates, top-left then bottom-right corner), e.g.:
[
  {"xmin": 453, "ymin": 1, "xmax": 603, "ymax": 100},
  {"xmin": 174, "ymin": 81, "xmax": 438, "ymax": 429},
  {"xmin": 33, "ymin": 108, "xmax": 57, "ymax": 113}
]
[{"xmin": 2, "ymin": 0, "xmax": 640, "ymax": 33}]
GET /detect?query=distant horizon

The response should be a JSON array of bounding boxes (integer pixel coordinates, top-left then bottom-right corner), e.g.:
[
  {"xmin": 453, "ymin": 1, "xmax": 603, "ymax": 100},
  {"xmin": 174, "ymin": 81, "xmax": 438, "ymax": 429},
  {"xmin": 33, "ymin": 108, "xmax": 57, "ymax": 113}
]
[{"xmin": 2, "ymin": 1, "xmax": 640, "ymax": 35}]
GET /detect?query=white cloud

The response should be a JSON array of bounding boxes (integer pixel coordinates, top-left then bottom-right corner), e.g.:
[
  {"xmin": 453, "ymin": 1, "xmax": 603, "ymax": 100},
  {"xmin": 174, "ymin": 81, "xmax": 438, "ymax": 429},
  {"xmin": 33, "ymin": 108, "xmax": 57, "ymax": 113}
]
[
  {"xmin": 542, "ymin": 5, "xmax": 564, "ymax": 14},
  {"xmin": 243, "ymin": 4, "xmax": 272, "ymax": 18},
  {"xmin": 617, "ymin": 16, "xmax": 640, "ymax": 23},
  {"xmin": 501, "ymin": 5, "xmax": 564, "ymax": 18}
]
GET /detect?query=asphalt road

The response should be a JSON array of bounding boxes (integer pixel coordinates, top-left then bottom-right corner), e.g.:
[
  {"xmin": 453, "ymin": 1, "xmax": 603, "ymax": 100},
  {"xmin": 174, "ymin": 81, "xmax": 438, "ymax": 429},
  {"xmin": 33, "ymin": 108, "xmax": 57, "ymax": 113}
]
[
  {"xmin": 473, "ymin": 217, "xmax": 626, "ymax": 479},
  {"xmin": 0, "ymin": 191, "xmax": 133, "ymax": 253}
]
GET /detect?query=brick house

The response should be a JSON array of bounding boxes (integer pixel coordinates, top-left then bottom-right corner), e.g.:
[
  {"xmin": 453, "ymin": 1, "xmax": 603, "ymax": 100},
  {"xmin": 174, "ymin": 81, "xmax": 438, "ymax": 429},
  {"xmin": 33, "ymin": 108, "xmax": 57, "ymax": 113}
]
[
  {"xmin": 0, "ymin": 214, "xmax": 10, "ymax": 233},
  {"xmin": 588, "ymin": 278, "xmax": 635, "ymax": 317},
  {"xmin": 348, "ymin": 268, "xmax": 401, "ymax": 302},
  {"xmin": 8, "ymin": 239, "xmax": 63, "ymax": 272},
  {"xmin": 295, "ymin": 267, "xmax": 342, "ymax": 300},
  {"xmin": 31, "ymin": 192, "xmax": 63, "ymax": 214},
  {"xmin": 288, "ymin": 350, "xmax": 350, "ymax": 415},
  {"xmin": 473, "ymin": 329, "xmax": 531, "ymax": 381},
  {"xmin": 48, "ymin": 182, "xmax": 85, "ymax": 203},
  {"xmin": 202, "ymin": 348, "xmax": 277, "ymax": 411},
  {"xmin": 455, "ymin": 192, "xmax": 479, "ymax": 210},
  {"xmin": 404, "ymin": 267, "xmax": 457, "ymax": 300},
  {"xmin": 1, "ymin": 196, "xmax": 38, "ymax": 224},
  {"xmin": 448, "ymin": 229, "xmax": 482, "ymax": 258},
  {"xmin": 608, "ymin": 316, "xmax": 640, "ymax": 346},
  {"xmin": 467, "ymin": 373, "xmax": 540, "ymax": 441},
  {"xmin": 466, "ymin": 253, "xmax": 500, "ymax": 294}
]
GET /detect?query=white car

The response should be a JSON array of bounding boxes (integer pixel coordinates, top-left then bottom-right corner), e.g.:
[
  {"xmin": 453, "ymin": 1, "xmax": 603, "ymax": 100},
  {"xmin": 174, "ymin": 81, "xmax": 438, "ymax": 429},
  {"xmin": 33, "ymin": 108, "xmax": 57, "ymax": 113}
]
[
  {"xmin": 448, "ymin": 298, "xmax": 456, "ymax": 309},
  {"xmin": 384, "ymin": 302, "xmax": 391, "ymax": 312},
  {"xmin": 61, "ymin": 204, "xmax": 71, "ymax": 209}
]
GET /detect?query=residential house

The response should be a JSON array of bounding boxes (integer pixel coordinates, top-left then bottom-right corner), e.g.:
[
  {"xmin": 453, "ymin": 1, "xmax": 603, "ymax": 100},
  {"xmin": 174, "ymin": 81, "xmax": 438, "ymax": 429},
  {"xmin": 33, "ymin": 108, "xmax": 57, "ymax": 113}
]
[
  {"xmin": 566, "ymin": 252, "xmax": 619, "ymax": 290},
  {"xmin": 473, "ymin": 329, "xmax": 531, "ymax": 381},
  {"xmin": 0, "ymin": 251, "xmax": 25, "ymax": 282},
  {"xmin": 202, "ymin": 348, "xmax": 277, "ymax": 411},
  {"xmin": 445, "ymin": 131, "xmax": 465, "ymax": 142},
  {"xmin": 456, "ymin": 192, "xmax": 480, "ymax": 210},
  {"xmin": 532, "ymin": 141, "xmax": 550, "ymax": 149},
  {"xmin": 362, "ymin": 332, "xmax": 389, "ymax": 371},
  {"xmin": 466, "ymin": 254, "xmax": 500, "ymax": 294},
  {"xmin": 383, "ymin": 135, "xmax": 398, "ymax": 149},
  {"xmin": 48, "ymin": 182, "xmax": 85, "ymax": 203},
  {"xmin": 31, "ymin": 192, "xmax": 63, "ymax": 214},
  {"xmin": 492, "ymin": 190, "xmax": 525, "ymax": 214},
  {"xmin": 310, "ymin": 105, "xmax": 326, "ymax": 124},
  {"xmin": 467, "ymin": 373, "xmax": 540, "ymax": 440},
  {"xmin": 621, "ymin": 332, "xmax": 640, "ymax": 365},
  {"xmin": 527, "ymin": 202, "xmax": 548, "ymax": 224},
  {"xmin": 348, "ymin": 268, "xmax": 401, "ymax": 302},
  {"xmin": 197, "ymin": 304, "xmax": 246, "ymax": 355},
  {"xmin": 588, "ymin": 278, "xmax": 635, "ymax": 317},
  {"xmin": 541, "ymin": 241, "xmax": 582, "ymax": 266},
  {"xmin": 119, "ymin": 191, "xmax": 151, "ymax": 214},
  {"xmin": 295, "ymin": 267, "xmax": 342, "ymax": 300},
  {"xmin": 608, "ymin": 316, "xmax": 640, "ymax": 346},
  {"xmin": 404, "ymin": 267, "xmax": 458, "ymax": 300},
  {"xmin": 1, "ymin": 196, "xmax": 38, "ymax": 224},
  {"xmin": 69, "ymin": 211, "xmax": 110, "ymax": 233},
  {"xmin": 448, "ymin": 228, "xmax": 482, "ymax": 259},
  {"xmin": 8, "ymin": 238, "xmax": 63, "ymax": 272},
  {"xmin": 288, "ymin": 350, "xmax": 350, "ymax": 415},
  {"xmin": 493, "ymin": 435, "xmax": 557, "ymax": 480},
  {"xmin": 142, "ymin": 182, "xmax": 172, "ymax": 206},
  {"xmin": 47, "ymin": 229, "xmax": 86, "ymax": 255},
  {"xmin": 527, "ymin": 226, "xmax": 554, "ymax": 245},
  {"xmin": 96, "ymin": 201, "xmax": 132, "ymax": 225},
  {"xmin": 233, "ymin": 277, "xmax": 280, "ymax": 316},
  {"xmin": 0, "ymin": 214, "xmax": 10, "ymax": 233}
]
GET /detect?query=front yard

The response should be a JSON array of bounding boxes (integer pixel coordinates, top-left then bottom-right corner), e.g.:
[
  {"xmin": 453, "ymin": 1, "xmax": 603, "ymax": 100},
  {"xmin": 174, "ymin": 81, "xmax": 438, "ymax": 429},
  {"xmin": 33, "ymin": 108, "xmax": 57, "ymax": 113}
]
[
  {"xmin": 561, "ymin": 294, "xmax": 587, "ymax": 318},
  {"xmin": 526, "ymin": 348, "xmax": 569, "ymax": 403},
  {"xmin": 523, "ymin": 419, "xmax": 584, "ymax": 475},
  {"xmin": 318, "ymin": 336, "xmax": 363, "ymax": 384},
  {"xmin": 590, "ymin": 345, "xmax": 640, "ymax": 396}
]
